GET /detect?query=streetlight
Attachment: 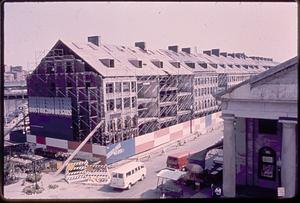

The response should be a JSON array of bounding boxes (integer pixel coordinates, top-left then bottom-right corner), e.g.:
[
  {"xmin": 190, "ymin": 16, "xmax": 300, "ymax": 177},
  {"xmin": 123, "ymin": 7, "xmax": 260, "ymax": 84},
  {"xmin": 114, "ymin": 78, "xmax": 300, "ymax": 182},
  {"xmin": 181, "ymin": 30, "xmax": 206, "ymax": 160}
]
[{"xmin": 190, "ymin": 104, "xmax": 193, "ymax": 134}]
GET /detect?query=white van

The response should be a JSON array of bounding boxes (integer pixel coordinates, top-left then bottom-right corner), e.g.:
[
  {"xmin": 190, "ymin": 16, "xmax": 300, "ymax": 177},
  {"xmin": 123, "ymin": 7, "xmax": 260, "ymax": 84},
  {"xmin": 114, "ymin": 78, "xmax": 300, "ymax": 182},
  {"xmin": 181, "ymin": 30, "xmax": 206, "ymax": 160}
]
[{"xmin": 110, "ymin": 161, "xmax": 146, "ymax": 189}]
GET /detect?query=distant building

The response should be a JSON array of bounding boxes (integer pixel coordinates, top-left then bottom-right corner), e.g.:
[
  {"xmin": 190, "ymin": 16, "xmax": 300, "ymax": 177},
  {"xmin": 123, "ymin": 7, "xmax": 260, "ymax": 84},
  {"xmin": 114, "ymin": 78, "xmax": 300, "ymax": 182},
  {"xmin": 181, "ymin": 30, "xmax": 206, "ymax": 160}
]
[
  {"xmin": 215, "ymin": 57, "xmax": 298, "ymax": 198},
  {"xmin": 25, "ymin": 36, "xmax": 278, "ymax": 163}
]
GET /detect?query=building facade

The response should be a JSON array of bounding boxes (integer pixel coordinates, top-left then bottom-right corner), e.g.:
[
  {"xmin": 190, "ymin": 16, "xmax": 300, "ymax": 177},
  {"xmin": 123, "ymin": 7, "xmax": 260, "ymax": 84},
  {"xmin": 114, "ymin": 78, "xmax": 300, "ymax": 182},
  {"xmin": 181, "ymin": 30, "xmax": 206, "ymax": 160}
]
[
  {"xmin": 26, "ymin": 36, "xmax": 278, "ymax": 163},
  {"xmin": 215, "ymin": 57, "xmax": 298, "ymax": 198}
]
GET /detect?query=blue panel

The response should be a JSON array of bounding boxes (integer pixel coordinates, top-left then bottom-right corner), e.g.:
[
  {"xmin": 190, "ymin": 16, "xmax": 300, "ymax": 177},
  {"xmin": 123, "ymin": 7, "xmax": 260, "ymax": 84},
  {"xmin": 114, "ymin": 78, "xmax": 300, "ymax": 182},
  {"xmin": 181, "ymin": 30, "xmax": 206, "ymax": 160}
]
[
  {"xmin": 205, "ymin": 114, "xmax": 212, "ymax": 128},
  {"xmin": 29, "ymin": 113, "xmax": 73, "ymax": 140},
  {"xmin": 106, "ymin": 138, "xmax": 135, "ymax": 164}
]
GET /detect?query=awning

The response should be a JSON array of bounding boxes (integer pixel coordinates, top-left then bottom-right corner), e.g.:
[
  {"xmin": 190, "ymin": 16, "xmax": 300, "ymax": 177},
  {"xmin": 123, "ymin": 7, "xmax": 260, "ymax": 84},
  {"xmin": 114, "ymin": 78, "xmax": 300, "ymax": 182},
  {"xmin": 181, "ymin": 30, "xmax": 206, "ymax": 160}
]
[{"xmin": 157, "ymin": 169, "xmax": 187, "ymax": 181}]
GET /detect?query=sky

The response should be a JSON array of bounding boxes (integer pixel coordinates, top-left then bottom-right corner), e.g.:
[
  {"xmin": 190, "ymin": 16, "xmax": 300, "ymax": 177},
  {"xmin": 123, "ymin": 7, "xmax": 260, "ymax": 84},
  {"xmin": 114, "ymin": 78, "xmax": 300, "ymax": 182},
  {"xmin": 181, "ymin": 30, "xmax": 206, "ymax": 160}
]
[{"xmin": 4, "ymin": 2, "xmax": 298, "ymax": 70}]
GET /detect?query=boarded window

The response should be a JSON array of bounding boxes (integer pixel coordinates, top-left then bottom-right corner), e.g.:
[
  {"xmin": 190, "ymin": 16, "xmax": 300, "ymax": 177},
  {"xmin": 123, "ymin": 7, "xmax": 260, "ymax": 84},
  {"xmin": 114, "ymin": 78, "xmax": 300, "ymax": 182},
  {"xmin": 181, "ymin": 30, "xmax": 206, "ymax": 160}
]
[
  {"xmin": 115, "ymin": 82, "xmax": 122, "ymax": 93},
  {"xmin": 123, "ymin": 82, "xmax": 130, "ymax": 92}
]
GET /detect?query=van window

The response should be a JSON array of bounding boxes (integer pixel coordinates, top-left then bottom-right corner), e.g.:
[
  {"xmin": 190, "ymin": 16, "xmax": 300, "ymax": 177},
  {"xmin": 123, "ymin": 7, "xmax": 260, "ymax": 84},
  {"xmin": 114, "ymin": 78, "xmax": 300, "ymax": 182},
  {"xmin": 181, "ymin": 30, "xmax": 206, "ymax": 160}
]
[
  {"xmin": 118, "ymin": 173, "xmax": 123, "ymax": 178},
  {"xmin": 112, "ymin": 173, "xmax": 117, "ymax": 178},
  {"xmin": 141, "ymin": 165, "xmax": 144, "ymax": 168},
  {"xmin": 132, "ymin": 170, "xmax": 134, "ymax": 174},
  {"xmin": 135, "ymin": 168, "xmax": 138, "ymax": 172},
  {"xmin": 138, "ymin": 166, "xmax": 140, "ymax": 170},
  {"xmin": 126, "ymin": 172, "xmax": 131, "ymax": 177}
]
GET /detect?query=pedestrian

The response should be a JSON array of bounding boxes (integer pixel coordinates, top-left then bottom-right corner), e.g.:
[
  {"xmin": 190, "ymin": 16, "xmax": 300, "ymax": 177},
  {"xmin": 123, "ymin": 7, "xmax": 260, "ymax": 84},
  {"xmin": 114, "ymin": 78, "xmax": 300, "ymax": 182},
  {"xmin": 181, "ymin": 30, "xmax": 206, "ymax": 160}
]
[{"xmin": 210, "ymin": 183, "xmax": 214, "ymax": 197}]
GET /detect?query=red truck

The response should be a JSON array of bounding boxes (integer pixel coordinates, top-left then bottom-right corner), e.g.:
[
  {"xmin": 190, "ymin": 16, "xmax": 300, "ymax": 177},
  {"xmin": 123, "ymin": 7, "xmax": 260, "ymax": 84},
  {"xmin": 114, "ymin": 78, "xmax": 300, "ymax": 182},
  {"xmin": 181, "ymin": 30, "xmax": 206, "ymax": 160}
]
[{"xmin": 166, "ymin": 151, "xmax": 191, "ymax": 170}]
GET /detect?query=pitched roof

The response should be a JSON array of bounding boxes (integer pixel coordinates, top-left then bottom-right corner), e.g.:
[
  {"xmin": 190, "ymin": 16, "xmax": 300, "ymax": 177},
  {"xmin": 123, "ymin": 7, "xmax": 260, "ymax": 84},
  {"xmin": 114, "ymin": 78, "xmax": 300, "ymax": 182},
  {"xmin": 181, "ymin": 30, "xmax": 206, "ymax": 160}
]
[{"xmin": 214, "ymin": 56, "xmax": 298, "ymax": 99}]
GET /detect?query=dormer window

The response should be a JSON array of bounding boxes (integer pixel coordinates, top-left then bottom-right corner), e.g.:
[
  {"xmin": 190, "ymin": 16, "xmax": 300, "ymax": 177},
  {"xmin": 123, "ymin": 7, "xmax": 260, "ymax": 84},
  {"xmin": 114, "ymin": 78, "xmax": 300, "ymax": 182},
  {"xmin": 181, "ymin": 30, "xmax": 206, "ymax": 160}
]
[
  {"xmin": 129, "ymin": 59, "xmax": 143, "ymax": 68},
  {"xmin": 170, "ymin": 61, "xmax": 181, "ymax": 68},
  {"xmin": 198, "ymin": 62, "xmax": 207, "ymax": 68},
  {"xmin": 243, "ymin": 65, "xmax": 248, "ymax": 69},
  {"xmin": 152, "ymin": 60, "xmax": 163, "ymax": 68},
  {"xmin": 228, "ymin": 64, "xmax": 233, "ymax": 68},
  {"xmin": 235, "ymin": 65, "xmax": 241, "ymax": 68},
  {"xmin": 210, "ymin": 63, "xmax": 218, "ymax": 69},
  {"xmin": 100, "ymin": 58, "xmax": 115, "ymax": 68},
  {"xmin": 185, "ymin": 62, "xmax": 195, "ymax": 69},
  {"xmin": 220, "ymin": 64, "xmax": 225, "ymax": 68}
]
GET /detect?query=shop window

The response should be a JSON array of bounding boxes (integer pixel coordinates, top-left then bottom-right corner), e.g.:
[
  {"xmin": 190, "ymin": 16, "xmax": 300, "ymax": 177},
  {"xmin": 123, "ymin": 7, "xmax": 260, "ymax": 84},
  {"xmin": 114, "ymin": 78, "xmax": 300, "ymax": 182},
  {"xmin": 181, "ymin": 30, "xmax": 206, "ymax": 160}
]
[
  {"xmin": 258, "ymin": 147, "xmax": 276, "ymax": 180},
  {"xmin": 258, "ymin": 119, "xmax": 277, "ymax": 134}
]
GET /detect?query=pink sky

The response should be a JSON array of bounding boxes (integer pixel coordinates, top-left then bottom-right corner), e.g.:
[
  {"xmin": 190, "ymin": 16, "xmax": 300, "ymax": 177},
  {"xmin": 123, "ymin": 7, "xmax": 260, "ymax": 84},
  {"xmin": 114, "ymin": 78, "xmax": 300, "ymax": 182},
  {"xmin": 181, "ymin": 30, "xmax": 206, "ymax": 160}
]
[{"xmin": 4, "ymin": 2, "xmax": 297, "ymax": 70}]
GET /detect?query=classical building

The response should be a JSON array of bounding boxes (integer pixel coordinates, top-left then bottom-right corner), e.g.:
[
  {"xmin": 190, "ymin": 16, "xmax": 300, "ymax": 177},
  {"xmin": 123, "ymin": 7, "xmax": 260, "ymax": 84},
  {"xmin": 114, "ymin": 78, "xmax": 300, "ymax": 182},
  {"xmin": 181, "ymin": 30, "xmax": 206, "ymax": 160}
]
[{"xmin": 215, "ymin": 57, "xmax": 298, "ymax": 197}]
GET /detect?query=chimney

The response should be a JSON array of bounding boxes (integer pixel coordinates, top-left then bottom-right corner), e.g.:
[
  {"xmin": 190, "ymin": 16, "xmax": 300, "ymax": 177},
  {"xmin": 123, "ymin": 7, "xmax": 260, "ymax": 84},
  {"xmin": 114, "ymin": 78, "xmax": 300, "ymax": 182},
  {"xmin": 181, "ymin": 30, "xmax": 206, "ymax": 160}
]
[
  {"xmin": 211, "ymin": 49, "xmax": 220, "ymax": 57},
  {"xmin": 182, "ymin": 48, "xmax": 191, "ymax": 54},
  {"xmin": 168, "ymin": 45, "xmax": 178, "ymax": 53},
  {"xmin": 228, "ymin": 53, "xmax": 235, "ymax": 58},
  {"xmin": 203, "ymin": 50, "xmax": 211, "ymax": 56},
  {"xmin": 220, "ymin": 52, "xmax": 227, "ymax": 57},
  {"xmin": 88, "ymin": 36, "xmax": 101, "ymax": 46},
  {"xmin": 135, "ymin": 42, "xmax": 146, "ymax": 50}
]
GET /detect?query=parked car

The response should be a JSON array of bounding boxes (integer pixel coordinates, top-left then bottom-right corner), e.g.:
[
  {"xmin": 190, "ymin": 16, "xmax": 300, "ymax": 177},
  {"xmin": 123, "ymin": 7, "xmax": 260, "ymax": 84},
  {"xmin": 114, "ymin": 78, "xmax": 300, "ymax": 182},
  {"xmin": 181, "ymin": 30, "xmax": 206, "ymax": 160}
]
[
  {"xmin": 110, "ymin": 161, "xmax": 146, "ymax": 189},
  {"xmin": 166, "ymin": 151, "xmax": 191, "ymax": 170}
]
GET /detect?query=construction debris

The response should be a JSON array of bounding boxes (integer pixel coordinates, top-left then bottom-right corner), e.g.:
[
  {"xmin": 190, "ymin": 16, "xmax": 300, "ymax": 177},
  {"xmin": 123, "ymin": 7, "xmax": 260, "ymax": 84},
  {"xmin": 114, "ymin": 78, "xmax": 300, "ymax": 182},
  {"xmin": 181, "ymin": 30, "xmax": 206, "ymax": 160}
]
[{"xmin": 64, "ymin": 160, "xmax": 110, "ymax": 185}]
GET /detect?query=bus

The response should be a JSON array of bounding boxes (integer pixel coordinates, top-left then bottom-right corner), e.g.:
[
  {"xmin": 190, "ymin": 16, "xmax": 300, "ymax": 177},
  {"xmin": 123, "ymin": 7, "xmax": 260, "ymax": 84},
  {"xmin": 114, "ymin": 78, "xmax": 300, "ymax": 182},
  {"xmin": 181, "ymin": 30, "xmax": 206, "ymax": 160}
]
[{"xmin": 110, "ymin": 161, "xmax": 146, "ymax": 189}]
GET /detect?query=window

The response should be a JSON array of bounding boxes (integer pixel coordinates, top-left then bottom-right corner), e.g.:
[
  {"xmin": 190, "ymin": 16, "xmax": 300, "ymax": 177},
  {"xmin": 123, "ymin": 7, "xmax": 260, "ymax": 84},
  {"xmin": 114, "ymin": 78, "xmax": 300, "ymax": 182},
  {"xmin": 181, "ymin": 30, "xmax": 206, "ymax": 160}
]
[
  {"xmin": 118, "ymin": 173, "xmax": 123, "ymax": 178},
  {"xmin": 125, "ymin": 116, "xmax": 131, "ymax": 128},
  {"xmin": 116, "ymin": 98, "xmax": 122, "ymax": 110},
  {"xmin": 66, "ymin": 61, "xmax": 73, "ymax": 73},
  {"xmin": 131, "ymin": 81, "xmax": 136, "ymax": 92},
  {"xmin": 113, "ymin": 173, "xmax": 117, "ymax": 178},
  {"xmin": 124, "ymin": 97, "xmax": 130, "ymax": 108},
  {"xmin": 115, "ymin": 82, "xmax": 122, "ymax": 93},
  {"xmin": 258, "ymin": 119, "xmax": 277, "ymax": 134},
  {"xmin": 117, "ymin": 118, "xmax": 122, "ymax": 130},
  {"xmin": 106, "ymin": 83, "xmax": 114, "ymax": 94},
  {"xmin": 107, "ymin": 99, "xmax": 114, "ymax": 111},
  {"xmin": 198, "ymin": 89, "xmax": 201, "ymax": 96},
  {"xmin": 132, "ymin": 170, "xmax": 134, "ymax": 174},
  {"xmin": 132, "ymin": 97, "xmax": 137, "ymax": 108},
  {"xmin": 194, "ymin": 89, "xmax": 197, "ymax": 96},
  {"xmin": 126, "ymin": 172, "xmax": 131, "ymax": 177},
  {"xmin": 123, "ymin": 82, "xmax": 130, "ymax": 92},
  {"xmin": 141, "ymin": 165, "xmax": 144, "ymax": 168}
]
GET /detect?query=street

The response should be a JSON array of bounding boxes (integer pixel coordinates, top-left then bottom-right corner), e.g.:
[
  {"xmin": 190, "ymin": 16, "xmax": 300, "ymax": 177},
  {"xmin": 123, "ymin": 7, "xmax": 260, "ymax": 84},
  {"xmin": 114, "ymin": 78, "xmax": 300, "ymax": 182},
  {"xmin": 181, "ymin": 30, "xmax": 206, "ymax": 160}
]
[{"xmin": 4, "ymin": 124, "xmax": 223, "ymax": 199}]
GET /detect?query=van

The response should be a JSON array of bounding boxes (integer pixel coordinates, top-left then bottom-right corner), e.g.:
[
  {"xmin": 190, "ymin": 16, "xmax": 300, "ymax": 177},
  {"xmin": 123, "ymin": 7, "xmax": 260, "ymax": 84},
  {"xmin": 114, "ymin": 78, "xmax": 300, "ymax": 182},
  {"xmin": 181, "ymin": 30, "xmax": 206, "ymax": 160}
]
[
  {"xmin": 110, "ymin": 161, "xmax": 146, "ymax": 189},
  {"xmin": 166, "ymin": 151, "xmax": 190, "ymax": 170}
]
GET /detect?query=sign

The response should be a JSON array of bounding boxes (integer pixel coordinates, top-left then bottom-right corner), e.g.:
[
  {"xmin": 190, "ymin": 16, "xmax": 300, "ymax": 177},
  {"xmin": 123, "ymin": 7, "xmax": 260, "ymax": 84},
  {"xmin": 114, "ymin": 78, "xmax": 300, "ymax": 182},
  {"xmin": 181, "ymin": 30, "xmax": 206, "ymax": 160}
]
[
  {"xmin": 106, "ymin": 138, "xmax": 135, "ymax": 164},
  {"xmin": 277, "ymin": 187, "xmax": 285, "ymax": 197}
]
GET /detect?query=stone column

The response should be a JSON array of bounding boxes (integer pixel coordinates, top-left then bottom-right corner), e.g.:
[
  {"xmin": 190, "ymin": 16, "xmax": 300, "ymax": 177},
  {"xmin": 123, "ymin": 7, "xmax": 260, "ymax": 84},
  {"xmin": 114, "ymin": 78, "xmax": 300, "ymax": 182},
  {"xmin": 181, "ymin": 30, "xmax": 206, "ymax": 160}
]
[
  {"xmin": 279, "ymin": 119, "xmax": 297, "ymax": 198},
  {"xmin": 222, "ymin": 114, "xmax": 236, "ymax": 197}
]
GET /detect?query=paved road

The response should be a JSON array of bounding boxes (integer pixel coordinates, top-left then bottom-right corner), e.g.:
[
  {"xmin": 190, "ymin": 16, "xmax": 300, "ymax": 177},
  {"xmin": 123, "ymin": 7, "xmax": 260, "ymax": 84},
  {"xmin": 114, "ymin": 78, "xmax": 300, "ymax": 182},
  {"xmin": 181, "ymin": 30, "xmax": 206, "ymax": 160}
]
[{"xmin": 4, "ymin": 123, "xmax": 223, "ymax": 199}]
